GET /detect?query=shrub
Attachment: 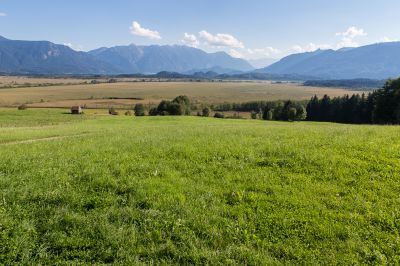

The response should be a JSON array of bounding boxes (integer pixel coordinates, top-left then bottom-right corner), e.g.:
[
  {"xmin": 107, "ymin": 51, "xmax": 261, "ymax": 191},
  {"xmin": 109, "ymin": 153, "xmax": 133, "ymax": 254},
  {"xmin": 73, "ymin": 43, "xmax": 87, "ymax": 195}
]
[
  {"xmin": 159, "ymin": 111, "xmax": 169, "ymax": 116},
  {"xmin": 202, "ymin": 107, "xmax": 211, "ymax": 117},
  {"xmin": 172, "ymin": 95, "xmax": 191, "ymax": 115},
  {"xmin": 156, "ymin": 100, "xmax": 171, "ymax": 115},
  {"xmin": 226, "ymin": 113, "xmax": 243, "ymax": 119},
  {"xmin": 172, "ymin": 95, "xmax": 190, "ymax": 106},
  {"xmin": 251, "ymin": 111, "xmax": 258, "ymax": 119},
  {"xmin": 168, "ymin": 102, "xmax": 186, "ymax": 115},
  {"xmin": 214, "ymin": 112, "xmax": 225, "ymax": 119},
  {"xmin": 109, "ymin": 107, "xmax": 119, "ymax": 115},
  {"xmin": 134, "ymin": 104, "xmax": 146, "ymax": 116},
  {"xmin": 155, "ymin": 96, "xmax": 191, "ymax": 116},
  {"xmin": 125, "ymin": 110, "xmax": 133, "ymax": 116},
  {"xmin": 17, "ymin": 104, "xmax": 27, "ymax": 110},
  {"xmin": 149, "ymin": 107, "xmax": 158, "ymax": 116}
]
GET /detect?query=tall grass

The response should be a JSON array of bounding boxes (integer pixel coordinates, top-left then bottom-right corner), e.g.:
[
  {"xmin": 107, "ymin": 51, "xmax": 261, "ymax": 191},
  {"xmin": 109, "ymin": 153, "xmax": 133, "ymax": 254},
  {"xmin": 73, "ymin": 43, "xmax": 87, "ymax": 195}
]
[{"xmin": 0, "ymin": 109, "xmax": 399, "ymax": 264}]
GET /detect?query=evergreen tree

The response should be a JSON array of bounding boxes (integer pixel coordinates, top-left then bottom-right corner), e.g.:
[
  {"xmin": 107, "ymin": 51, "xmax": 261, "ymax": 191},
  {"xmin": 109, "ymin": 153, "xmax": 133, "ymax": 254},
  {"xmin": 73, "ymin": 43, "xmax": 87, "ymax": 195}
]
[
  {"xmin": 372, "ymin": 78, "xmax": 400, "ymax": 124},
  {"xmin": 306, "ymin": 95, "xmax": 319, "ymax": 121},
  {"xmin": 305, "ymin": 77, "xmax": 400, "ymax": 124}
]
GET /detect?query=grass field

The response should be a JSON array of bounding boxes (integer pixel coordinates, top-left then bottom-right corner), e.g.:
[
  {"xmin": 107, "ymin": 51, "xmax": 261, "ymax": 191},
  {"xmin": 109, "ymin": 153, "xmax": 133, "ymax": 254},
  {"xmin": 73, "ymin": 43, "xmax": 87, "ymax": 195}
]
[
  {"xmin": 1, "ymin": 108, "xmax": 399, "ymax": 264},
  {"xmin": 0, "ymin": 80, "xmax": 362, "ymax": 108}
]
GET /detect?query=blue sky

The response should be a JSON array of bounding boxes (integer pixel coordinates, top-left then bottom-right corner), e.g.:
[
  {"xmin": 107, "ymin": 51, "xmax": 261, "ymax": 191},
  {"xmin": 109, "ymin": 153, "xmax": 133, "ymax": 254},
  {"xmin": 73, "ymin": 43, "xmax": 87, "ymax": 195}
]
[{"xmin": 1, "ymin": 0, "xmax": 399, "ymax": 60}]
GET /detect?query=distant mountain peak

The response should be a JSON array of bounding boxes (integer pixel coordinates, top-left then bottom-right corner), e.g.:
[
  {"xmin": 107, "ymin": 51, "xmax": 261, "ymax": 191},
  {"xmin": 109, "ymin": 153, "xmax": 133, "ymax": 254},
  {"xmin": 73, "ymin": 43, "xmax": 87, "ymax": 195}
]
[
  {"xmin": 259, "ymin": 42, "xmax": 400, "ymax": 79},
  {"xmin": 0, "ymin": 37, "xmax": 118, "ymax": 74},
  {"xmin": 0, "ymin": 36, "xmax": 253, "ymax": 75},
  {"xmin": 88, "ymin": 43, "xmax": 253, "ymax": 74},
  {"xmin": 337, "ymin": 47, "xmax": 354, "ymax": 52}
]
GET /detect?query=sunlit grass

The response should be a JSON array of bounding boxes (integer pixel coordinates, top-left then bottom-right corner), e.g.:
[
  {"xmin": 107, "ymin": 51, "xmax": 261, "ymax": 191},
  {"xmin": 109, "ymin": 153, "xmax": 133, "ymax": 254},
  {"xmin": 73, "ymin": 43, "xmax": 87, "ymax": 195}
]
[{"xmin": 0, "ymin": 109, "xmax": 399, "ymax": 264}]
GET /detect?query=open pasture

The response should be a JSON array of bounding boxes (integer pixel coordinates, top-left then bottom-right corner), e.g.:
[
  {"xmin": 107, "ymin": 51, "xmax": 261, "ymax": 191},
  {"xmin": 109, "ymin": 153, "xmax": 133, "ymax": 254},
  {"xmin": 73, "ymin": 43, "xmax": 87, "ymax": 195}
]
[
  {"xmin": 0, "ymin": 108, "xmax": 399, "ymax": 264},
  {"xmin": 0, "ymin": 80, "xmax": 363, "ymax": 108},
  {"xmin": 0, "ymin": 76, "xmax": 94, "ymax": 88}
]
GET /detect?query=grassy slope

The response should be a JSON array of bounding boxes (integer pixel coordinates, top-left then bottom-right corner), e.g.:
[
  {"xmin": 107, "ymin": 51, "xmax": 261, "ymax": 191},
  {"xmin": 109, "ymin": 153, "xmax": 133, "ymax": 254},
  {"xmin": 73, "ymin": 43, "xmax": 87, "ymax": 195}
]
[{"xmin": 0, "ymin": 109, "xmax": 399, "ymax": 264}]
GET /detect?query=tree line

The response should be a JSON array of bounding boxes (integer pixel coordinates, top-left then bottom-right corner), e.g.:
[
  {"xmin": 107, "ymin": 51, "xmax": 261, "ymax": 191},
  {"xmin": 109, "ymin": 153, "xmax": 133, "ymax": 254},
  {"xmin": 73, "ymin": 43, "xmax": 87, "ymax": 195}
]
[
  {"xmin": 306, "ymin": 78, "xmax": 400, "ymax": 124},
  {"xmin": 213, "ymin": 100, "xmax": 308, "ymax": 121},
  {"xmin": 134, "ymin": 96, "xmax": 191, "ymax": 116},
  {"xmin": 134, "ymin": 97, "xmax": 309, "ymax": 121},
  {"xmin": 306, "ymin": 94, "xmax": 374, "ymax": 124},
  {"xmin": 303, "ymin": 79, "xmax": 385, "ymax": 90},
  {"xmin": 131, "ymin": 77, "xmax": 400, "ymax": 124}
]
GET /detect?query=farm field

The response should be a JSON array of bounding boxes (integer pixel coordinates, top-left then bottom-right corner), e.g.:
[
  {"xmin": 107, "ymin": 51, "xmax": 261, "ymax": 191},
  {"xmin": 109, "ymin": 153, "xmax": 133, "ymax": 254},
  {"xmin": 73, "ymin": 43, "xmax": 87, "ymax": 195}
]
[
  {"xmin": 0, "ymin": 108, "xmax": 399, "ymax": 264},
  {"xmin": 0, "ymin": 79, "xmax": 363, "ymax": 108},
  {"xmin": 0, "ymin": 76, "xmax": 94, "ymax": 88}
]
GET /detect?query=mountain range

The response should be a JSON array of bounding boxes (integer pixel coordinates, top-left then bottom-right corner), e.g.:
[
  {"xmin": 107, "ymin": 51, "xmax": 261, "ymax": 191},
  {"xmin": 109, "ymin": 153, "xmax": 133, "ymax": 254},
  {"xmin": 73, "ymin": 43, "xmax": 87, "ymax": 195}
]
[
  {"xmin": 0, "ymin": 36, "xmax": 253, "ymax": 75},
  {"xmin": 259, "ymin": 42, "xmax": 400, "ymax": 79},
  {"xmin": 1, "ymin": 35, "xmax": 400, "ymax": 80},
  {"xmin": 89, "ymin": 45, "xmax": 253, "ymax": 74},
  {"xmin": 0, "ymin": 36, "xmax": 115, "ymax": 74}
]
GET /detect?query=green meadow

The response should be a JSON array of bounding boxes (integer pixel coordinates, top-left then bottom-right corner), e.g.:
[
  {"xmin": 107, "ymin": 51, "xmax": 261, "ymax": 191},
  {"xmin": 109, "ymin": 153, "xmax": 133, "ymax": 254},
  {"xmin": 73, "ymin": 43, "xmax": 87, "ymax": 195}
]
[{"xmin": 1, "ymin": 108, "xmax": 400, "ymax": 264}]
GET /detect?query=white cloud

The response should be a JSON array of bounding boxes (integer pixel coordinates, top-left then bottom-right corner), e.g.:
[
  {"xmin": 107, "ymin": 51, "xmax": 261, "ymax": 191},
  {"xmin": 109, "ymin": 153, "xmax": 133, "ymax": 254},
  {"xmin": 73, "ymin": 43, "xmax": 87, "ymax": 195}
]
[
  {"xmin": 247, "ymin": 47, "xmax": 281, "ymax": 58},
  {"xmin": 130, "ymin": 21, "xmax": 161, "ymax": 40},
  {"xmin": 228, "ymin": 46, "xmax": 282, "ymax": 60},
  {"xmin": 63, "ymin": 43, "xmax": 83, "ymax": 51},
  {"xmin": 229, "ymin": 49, "xmax": 244, "ymax": 58},
  {"xmin": 335, "ymin": 26, "xmax": 367, "ymax": 48},
  {"xmin": 289, "ymin": 27, "xmax": 368, "ymax": 53},
  {"xmin": 379, "ymin": 36, "xmax": 399, "ymax": 43},
  {"xmin": 181, "ymin": 33, "xmax": 199, "ymax": 47},
  {"xmin": 291, "ymin": 43, "xmax": 332, "ymax": 53},
  {"xmin": 336, "ymin": 26, "xmax": 367, "ymax": 39},
  {"xmin": 0, "ymin": 12, "xmax": 7, "ymax": 17},
  {"xmin": 336, "ymin": 38, "xmax": 358, "ymax": 48},
  {"xmin": 199, "ymin": 30, "xmax": 244, "ymax": 48}
]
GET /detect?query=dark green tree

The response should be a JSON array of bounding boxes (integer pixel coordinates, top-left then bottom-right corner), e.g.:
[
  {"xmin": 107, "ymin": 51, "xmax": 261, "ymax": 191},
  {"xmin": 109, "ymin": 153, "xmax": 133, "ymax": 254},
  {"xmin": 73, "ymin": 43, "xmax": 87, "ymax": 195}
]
[
  {"xmin": 202, "ymin": 107, "xmax": 211, "ymax": 117},
  {"xmin": 295, "ymin": 105, "xmax": 307, "ymax": 121},
  {"xmin": 134, "ymin": 103, "xmax": 146, "ymax": 116},
  {"xmin": 288, "ymin": 107, "xmax": 297, "ymax": 121},
  {"xmin": 372, "ymin": 78, "xmax": 400, "ymax": 124},
  {"xmin": 172, "ymin": 95, "xmax": 191, "ymax": 115}
]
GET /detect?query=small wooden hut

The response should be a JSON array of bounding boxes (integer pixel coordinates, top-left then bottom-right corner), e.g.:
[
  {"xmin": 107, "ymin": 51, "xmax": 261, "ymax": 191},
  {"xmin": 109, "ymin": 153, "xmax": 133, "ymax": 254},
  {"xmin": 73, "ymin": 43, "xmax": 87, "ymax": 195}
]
[{"xmin": 71, "ymin": 106, "xmax": 82, "ymax": 114}]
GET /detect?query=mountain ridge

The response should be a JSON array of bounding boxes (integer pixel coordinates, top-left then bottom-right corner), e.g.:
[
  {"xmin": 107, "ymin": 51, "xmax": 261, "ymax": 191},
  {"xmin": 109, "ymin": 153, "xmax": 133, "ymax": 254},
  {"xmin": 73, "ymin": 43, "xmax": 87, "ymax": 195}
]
[
  {"xmin": 88, "ymin": 44, "xmax": 253, "ymax": 74},
  {"xmin": 259, "ymin": 42, "xmax": 400, "ymax": 79},
  {"xmin": 0, "ymin": 36, "xmax": 253, "ymax": 74}
]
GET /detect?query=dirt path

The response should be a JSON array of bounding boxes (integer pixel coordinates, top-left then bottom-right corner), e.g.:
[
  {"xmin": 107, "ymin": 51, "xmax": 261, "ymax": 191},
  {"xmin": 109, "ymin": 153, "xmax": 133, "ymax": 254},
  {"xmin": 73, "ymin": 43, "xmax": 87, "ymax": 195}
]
[{"xmin": 0, "ymin": 133, "xmax": 90, "ymax": 146}]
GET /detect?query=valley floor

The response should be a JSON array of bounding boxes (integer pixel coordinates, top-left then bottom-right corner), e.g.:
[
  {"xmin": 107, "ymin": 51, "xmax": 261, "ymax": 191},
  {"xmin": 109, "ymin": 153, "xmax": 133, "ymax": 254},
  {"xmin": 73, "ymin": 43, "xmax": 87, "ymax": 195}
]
[
  {"xmin": 0, "ymin": 79, "xmax": 362, "ymax": 108},
  {"xmin": 0, "ymin": 108, "xmax": 399, "ymax": 264}
]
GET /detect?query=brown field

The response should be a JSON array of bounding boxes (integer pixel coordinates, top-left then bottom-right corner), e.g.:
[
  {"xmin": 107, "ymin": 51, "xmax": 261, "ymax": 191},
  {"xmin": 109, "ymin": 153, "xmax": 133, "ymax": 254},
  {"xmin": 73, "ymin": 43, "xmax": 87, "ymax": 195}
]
[
  {"xmin": 0, "ymin": 79, "xmax": 363, "ymax": 108},
  {"xmin": 0, "ymin": 76, "xmax": 92, "ymax": 87}
]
